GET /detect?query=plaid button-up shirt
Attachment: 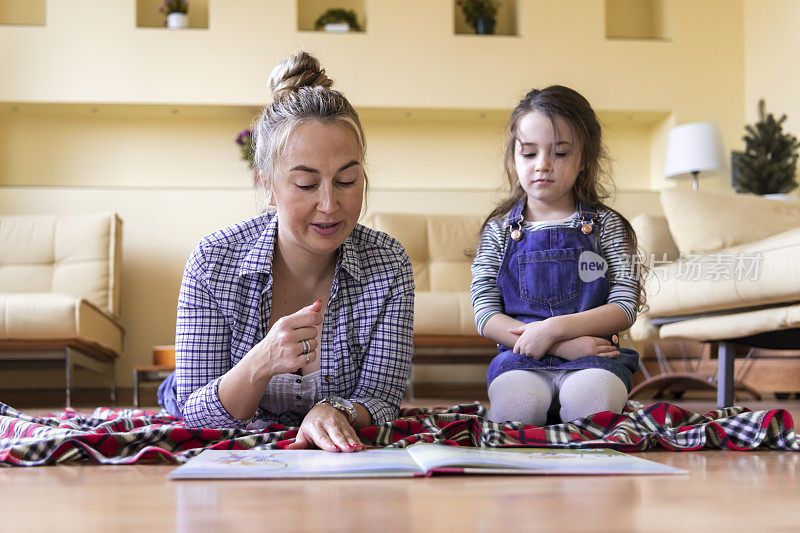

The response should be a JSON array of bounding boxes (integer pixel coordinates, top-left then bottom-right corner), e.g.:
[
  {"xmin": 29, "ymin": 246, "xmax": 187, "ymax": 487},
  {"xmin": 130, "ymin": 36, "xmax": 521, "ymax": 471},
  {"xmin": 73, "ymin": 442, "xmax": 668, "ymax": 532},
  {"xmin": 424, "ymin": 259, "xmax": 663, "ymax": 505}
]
[{"xmin": 176, "ymin": 211, "xmax": 414, "ymax": 429}]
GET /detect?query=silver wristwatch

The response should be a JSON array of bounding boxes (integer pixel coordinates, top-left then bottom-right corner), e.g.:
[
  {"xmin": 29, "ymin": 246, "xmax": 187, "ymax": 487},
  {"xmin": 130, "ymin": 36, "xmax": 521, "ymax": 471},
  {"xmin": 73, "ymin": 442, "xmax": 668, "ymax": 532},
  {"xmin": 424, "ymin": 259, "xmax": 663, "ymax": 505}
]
[{"xmin": 317, "ymin": 396, "xmax": 357, "ymax": 424}]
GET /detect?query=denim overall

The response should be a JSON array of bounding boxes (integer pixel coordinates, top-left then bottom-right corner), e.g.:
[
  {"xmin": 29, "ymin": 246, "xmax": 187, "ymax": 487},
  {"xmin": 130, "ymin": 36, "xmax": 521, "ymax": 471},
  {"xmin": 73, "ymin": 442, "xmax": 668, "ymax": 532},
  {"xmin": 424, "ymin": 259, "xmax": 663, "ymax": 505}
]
[{"xmin": 486, "ymin": 199, "xmax": 639, "ymax": 391}]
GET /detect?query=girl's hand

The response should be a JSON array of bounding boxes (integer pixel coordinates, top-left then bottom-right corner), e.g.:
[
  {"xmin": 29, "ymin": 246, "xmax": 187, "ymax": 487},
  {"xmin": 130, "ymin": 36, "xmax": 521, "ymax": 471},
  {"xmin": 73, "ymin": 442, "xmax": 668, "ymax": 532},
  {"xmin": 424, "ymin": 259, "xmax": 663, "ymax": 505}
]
[
  {"xmin": 245, "ymin": 300, "xmax": 323, "ymax": 378},
  {"xmin": 549, "ymin": 336, "xmax": 620, "ymax": 361},
  {"xmin": 285, "ymin": 403, "xmax": 365, "ymax": 452},
  {"xmin": 508, "ymin": 320, "xmax": 559, "ymax": 360}
]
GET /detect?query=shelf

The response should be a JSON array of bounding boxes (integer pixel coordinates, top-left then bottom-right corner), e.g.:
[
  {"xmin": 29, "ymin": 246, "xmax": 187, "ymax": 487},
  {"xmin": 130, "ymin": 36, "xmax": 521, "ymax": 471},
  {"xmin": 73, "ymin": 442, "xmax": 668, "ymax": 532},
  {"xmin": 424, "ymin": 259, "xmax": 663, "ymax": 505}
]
[
  {"xmin": 0, "ymin": 102, "xmax": 667, "ymax": 193},
  {"xmin": 297, "ymin": 0, "xmax": 366, "ymax": 33},
  {"xmin": 0, "ymin": 102, "xmax": 260, "ymax": 189},
  {"xmin": 605, "ymin": 0, "xmax": 672, "ymax": 40},
  {"xmin": 453, "ymin": 0, "xmax": 519, "ymax": 36},
  {"xmin": 135, "ymin": 0, "xmax": 208, "ymax": 29},
  {"xmin": 0, "ymin": 0, "xmax": 45, "ymax": 26}
]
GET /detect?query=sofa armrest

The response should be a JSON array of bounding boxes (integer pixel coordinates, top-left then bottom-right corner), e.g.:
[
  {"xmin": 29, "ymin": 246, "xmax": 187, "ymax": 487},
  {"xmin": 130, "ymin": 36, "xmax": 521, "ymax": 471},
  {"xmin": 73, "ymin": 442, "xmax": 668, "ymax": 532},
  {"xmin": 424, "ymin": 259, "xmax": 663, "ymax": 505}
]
[{"xmin": 630, "ymin": 213, "xmax": 680, "ymax": 266}]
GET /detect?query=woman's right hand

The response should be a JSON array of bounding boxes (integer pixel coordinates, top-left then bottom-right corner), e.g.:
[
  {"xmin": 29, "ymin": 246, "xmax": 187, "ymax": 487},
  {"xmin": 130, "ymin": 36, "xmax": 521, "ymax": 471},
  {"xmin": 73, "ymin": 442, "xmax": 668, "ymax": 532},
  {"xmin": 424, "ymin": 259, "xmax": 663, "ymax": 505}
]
[
  {"xmin": 549, "ymin": 336, "xmax": 620, "ymax": 361},
  {"xmin": 245, "ymin": 299, "xmax": 324, "ymax": 379}
]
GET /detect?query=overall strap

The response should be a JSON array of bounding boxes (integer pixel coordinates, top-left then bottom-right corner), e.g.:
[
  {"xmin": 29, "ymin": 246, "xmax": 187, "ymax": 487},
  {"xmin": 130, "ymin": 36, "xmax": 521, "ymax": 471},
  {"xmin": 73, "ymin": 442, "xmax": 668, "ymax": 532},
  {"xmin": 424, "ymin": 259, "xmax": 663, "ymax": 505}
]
[
  {"xmin": 577, "ymin": 201, "xmax": 600, "ymax": 235},
  {"xmin": 504, "ymin": 198, "xmax": 526, "ymax": 241},
  {"xmin": 505, "ymin": 198, "xmax": 526, "ymax": 227}
]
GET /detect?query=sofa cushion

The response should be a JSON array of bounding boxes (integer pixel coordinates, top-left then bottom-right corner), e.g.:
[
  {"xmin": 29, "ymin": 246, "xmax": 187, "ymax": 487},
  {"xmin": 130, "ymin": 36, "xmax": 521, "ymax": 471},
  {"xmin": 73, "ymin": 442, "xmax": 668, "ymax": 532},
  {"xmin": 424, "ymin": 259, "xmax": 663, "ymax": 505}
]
[
  {"xmin": 363, "ymin": 213, "xmax": 483, "ymax": 294},
  {"xmin": 364, "ymin": 213, "xmax": 485, "ymax": 337},
  {"xmin": 646, "ymin": 225, "xmax": 800, "ymax": 316},
  {"xmin": 660, "ymin": 189, "xmax": 800, "ymax": 254},
  {"xmin": 658, "ymin": 303, "xmax": 800, "ymax": 341},
  {"xmin": 0, "ymin": 213, "xmax": 121, "ymax": 317},
  {"xmin": 0, "ymin": 293, "xmax": 123, "ymax": 355},
  {"xmin": 414, "ymin": 291, "xmax": 478, "ymax": 336},
  {"xmin": 426, "ymin": 215, "xmax": 483, "ymax": 292}
]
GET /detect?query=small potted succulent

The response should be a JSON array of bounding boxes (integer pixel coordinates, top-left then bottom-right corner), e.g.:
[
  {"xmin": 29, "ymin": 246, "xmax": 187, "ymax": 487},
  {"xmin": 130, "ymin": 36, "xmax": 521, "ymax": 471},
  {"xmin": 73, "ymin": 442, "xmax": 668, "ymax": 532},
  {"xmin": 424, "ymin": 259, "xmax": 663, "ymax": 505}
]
[
  {"xmin": 235, "ymin": 128, "xmax": 260, "ymax": 186},
  {"xmin": 314, "ymin": 8, "xmax": 363, "ymax": 33},
  {"xmin": 160, "ymin": 0, "xmax": 189, "ymax": 30},
  {"xmin": 458, "ymin": 0, "xmax": 501, "ymax": 35}
]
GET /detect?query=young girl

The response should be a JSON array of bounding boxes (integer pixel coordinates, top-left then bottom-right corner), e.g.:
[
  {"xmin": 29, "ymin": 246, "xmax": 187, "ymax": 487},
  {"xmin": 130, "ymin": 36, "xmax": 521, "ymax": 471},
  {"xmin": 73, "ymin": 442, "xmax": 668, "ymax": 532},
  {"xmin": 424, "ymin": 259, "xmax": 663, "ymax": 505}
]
[{"xmin": 470, "ymin": 85, "xmax": 643, "ymax": 426}]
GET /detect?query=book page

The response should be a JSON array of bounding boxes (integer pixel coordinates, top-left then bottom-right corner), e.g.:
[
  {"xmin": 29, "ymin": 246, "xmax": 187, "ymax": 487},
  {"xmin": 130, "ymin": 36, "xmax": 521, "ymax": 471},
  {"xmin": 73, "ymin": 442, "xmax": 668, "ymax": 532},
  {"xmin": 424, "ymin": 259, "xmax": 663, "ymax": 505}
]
[
  {"xmin": 170, "ymin": 449, "xmax": 420, "ymax": 479},
  {"xmin": 405, "ymin": 444, "xmax": 687, "ymax": 475}
]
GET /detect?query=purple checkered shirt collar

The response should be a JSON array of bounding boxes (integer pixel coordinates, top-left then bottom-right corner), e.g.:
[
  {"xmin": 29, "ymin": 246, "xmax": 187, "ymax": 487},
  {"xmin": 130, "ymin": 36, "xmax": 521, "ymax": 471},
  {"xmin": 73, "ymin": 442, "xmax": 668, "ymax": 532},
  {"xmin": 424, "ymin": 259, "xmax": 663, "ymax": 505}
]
[{"xmin": 237, "ymin": 211, "xmax": 363, "ymax": 283}]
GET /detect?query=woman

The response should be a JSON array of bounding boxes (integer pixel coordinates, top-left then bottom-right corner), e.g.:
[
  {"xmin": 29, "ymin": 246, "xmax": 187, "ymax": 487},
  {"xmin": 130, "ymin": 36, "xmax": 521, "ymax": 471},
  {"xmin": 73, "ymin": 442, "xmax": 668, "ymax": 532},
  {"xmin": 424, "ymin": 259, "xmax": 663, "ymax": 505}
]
[{"xmin": 172, "ymin": 51, "xmax": 414, "ymax": 452}]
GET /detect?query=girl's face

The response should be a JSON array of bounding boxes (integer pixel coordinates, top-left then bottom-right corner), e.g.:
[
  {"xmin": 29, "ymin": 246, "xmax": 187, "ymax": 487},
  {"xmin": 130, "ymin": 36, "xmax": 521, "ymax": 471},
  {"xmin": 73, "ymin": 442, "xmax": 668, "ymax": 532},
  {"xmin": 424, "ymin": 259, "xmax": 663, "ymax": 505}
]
[
  {"xmin": 269, "ymin": 120, "xmax": 364, "ymax": 258},
  {"xmin": 514, "ymin": 111, "xmax": 583, "ymax": 210}
]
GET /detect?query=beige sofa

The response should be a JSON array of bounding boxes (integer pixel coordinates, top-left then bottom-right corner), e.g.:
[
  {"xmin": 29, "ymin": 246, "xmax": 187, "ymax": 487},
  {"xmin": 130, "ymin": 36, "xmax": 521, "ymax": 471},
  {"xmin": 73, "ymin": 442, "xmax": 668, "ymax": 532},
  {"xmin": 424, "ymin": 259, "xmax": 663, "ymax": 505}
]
[
  {"xmin": 364, "ymin": 213, "xmax": 495, "ymax": 396},
  {"xmin": 0, "ymin": 213, "xmax": 123, "ymax": 405},
  {"xmin": 631, "ymin": 190, "xmax": 800, "ymax": 406},
  {"xmin": 365, "ymin": 213, "xmax": 484, "ymax": 336}
]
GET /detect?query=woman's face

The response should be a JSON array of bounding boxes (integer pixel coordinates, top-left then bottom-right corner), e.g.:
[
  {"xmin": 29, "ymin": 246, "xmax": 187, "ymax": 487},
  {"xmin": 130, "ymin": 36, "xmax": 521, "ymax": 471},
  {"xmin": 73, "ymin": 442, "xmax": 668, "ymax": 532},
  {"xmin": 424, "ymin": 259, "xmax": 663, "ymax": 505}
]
[
  {"xmin": 514, "ymin": 111, "xmax": 582, "ymax": 209},
  {"xmin": 270, "ymin": 120, "xmax": 364, "ymax": 258}
]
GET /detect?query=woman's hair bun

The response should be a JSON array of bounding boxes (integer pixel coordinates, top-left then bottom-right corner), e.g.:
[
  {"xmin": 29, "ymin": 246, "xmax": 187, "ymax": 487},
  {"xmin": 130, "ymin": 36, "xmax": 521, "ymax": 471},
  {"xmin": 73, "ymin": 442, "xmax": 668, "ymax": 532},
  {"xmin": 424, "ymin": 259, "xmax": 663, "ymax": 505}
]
[{"xmin": 268, "ymin": 51, "xmax": 333, "ymax": 100}]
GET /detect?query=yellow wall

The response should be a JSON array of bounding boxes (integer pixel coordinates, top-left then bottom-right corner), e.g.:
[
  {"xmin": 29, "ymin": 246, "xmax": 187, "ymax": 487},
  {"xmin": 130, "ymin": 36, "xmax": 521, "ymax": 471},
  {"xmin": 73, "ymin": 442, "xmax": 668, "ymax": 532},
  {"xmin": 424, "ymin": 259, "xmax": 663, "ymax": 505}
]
[
  {"xmin": 0, "ymin": 1, "xmax": 746, "ymax": 187},
  {"xmin": 0, "ymin": 0, "xmax": 750, "ymax": 388}
]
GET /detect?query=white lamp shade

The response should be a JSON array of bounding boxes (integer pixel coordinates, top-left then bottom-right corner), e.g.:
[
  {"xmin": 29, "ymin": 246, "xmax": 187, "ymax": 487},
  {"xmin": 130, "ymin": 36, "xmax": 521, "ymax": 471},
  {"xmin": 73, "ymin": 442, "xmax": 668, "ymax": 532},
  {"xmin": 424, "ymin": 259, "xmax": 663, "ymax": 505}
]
[{"xmin": 664, "ymin": 122, "xmax": 726, "ymax": 179}]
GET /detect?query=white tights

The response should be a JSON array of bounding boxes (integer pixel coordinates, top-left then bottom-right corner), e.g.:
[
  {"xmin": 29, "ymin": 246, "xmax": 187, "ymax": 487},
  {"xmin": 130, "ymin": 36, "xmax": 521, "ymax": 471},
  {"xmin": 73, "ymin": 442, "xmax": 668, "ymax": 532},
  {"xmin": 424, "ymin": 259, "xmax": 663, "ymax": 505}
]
[{"xmin": 488, "ymin": 368, "xmax": 628, "ymax": 426}]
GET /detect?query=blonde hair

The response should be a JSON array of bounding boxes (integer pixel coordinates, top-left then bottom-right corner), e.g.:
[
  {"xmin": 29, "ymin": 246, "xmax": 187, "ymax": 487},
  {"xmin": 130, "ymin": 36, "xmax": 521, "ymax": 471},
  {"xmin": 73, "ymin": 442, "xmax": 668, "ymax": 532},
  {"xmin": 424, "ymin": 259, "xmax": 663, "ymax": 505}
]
[{"xmin": 253, "ymin": 51, "xmax": 368, "ymax": 201}]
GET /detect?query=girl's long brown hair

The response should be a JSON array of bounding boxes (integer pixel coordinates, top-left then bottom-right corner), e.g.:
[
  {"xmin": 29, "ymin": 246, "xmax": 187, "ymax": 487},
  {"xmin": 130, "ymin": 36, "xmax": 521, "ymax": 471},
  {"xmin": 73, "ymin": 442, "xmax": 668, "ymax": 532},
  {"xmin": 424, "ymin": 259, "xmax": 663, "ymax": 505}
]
[{"xmin": 483, "ymin": 85, "xmax": 648, "ymax": 313}]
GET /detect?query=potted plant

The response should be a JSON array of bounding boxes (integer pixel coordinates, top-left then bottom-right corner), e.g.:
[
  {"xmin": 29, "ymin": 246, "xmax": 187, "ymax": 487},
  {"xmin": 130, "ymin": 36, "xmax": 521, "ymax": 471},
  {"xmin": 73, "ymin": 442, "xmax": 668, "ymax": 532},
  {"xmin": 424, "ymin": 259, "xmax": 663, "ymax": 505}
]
[
  {"xmin": 733, "ymin": 99, "xmax": 800, "ymax": 199},
  {"xmin": 235, "ymin": 128, "xmax": 260, "ymax": 186},
  {"xmin": 160, "ymin": 0, "xmax": 189, "ymax": 30},
  {"xmin": 314, "ymin": 8, "xmax": 363, "ymax": 33},
  {"xmin": 458, "ymin": 0, "xmax": 501, "ymax": 35}
]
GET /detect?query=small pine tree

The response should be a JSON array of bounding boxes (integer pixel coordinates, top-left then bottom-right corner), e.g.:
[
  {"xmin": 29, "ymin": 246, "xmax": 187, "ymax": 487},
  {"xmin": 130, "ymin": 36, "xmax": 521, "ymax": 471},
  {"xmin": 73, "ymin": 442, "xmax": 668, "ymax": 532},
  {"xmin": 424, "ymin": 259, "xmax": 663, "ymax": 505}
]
[{"xmin": 734, "ymin": 99, "xmax": 800, "ymax": 195}]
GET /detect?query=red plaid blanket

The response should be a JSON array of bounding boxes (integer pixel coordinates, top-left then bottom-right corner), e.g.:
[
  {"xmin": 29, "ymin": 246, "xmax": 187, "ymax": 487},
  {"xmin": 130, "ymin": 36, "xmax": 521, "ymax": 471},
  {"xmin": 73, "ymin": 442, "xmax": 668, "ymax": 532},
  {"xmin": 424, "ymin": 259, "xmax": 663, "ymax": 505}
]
[{"xmin": 0, "ymin": 401, "xmax": 796, "ymax": 466}]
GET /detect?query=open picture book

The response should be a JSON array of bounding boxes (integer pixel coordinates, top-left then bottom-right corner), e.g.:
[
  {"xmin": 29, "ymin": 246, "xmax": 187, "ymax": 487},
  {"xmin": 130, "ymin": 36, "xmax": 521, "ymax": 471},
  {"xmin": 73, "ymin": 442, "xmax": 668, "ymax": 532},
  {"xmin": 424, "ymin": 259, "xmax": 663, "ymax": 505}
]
[{"xmin": 169, "ymin": 444, "xmax": 688, "ymax": 479}]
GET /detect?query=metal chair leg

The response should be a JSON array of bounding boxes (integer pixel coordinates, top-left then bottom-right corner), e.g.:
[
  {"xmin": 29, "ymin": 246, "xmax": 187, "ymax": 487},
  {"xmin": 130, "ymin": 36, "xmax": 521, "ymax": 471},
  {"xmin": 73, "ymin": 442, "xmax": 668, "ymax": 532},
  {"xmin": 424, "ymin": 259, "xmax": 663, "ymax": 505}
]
[
  {"xmin": 733, "ymin": 347, "xmax": 756, "ymax": 382},
  {"xmin": 64, "ymin": 347, "xmax": 72, "ymax": 408},
  {"xmin": 133, "ymin": 369, "xmax": 140, "ymax": 408},
  {"xmin": 654, "ymin": 342, "xmax": 674, "ymax": 374},
  {"xmin": 109, "ymin": 367, "xmax": 117, "ymax": 406},
  {"xmin": 717, "ymin": 341, "xmax": 736, "ymax": 408}
]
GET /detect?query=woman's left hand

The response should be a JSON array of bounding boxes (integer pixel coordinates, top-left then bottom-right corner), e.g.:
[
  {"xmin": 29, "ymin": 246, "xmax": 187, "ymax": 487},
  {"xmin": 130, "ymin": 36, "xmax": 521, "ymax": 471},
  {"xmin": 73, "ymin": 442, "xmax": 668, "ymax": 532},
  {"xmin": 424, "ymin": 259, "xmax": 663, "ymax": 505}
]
[
  {"xmin": 508, "ymin": 320, "xmax": 559, "ymax": 360},
  {"xmin": 285, "ymin": 403, "xmax": 365, "ymax": 453}
]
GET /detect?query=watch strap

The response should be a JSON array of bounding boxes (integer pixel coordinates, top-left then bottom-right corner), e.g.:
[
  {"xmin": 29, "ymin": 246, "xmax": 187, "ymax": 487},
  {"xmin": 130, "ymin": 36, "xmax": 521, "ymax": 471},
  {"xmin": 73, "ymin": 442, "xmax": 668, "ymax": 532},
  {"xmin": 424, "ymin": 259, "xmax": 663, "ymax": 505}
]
[{"xmin": 317, "ymin": 396, "xmax": 357, "ymax": 424}]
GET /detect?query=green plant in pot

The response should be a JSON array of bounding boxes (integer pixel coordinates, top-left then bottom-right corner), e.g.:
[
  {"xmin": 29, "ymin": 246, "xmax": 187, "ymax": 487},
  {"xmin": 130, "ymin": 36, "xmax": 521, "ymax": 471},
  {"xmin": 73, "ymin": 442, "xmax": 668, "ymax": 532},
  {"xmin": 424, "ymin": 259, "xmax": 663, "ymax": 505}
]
[
  {"xmin": 314, "ymin": 8, "xmax": 363, "ymax": 32},
  {"xmin": 160, "ymin": 0, "xmax": 189, "ymax": 29},
  {"xmin": 458, "ymin": 0, "xmax": 501, "ymax": 35},
  {"xmin": 733, "ymin": 99, "xmax": 800, "ymax": 197}
]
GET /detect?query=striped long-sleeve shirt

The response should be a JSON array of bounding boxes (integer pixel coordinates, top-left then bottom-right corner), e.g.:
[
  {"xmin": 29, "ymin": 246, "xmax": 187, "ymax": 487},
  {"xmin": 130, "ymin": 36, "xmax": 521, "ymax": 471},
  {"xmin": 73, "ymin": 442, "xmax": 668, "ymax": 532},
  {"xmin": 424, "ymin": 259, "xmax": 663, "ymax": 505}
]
[{"xmin": 470, "ymin": 208, "xmax": 639, "ymax": 335}]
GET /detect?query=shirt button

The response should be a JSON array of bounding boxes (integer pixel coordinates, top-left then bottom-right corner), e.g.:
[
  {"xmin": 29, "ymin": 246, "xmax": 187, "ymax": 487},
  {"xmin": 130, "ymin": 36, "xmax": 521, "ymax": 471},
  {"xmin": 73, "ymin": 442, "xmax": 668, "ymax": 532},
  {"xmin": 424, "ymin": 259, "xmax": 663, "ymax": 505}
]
[
  {"xmin": 324, "ymin": 375, "xmax": 332, "ymax": 383},
  {"xmin": 296, "ymin": 379, "xmax": 302, "ymax": 384},
  {"xmin": 295, "ymin": 395, "xmax": 302, "ymax": 400}
]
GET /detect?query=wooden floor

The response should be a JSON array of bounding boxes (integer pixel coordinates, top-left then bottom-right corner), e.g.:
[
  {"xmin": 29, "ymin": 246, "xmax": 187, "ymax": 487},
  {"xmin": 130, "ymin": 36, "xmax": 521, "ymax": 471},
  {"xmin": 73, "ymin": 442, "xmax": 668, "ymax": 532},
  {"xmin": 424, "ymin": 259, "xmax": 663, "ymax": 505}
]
[{"xmin": 2, "ymin": 398, "xmax": 800, "ymax": 533}]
